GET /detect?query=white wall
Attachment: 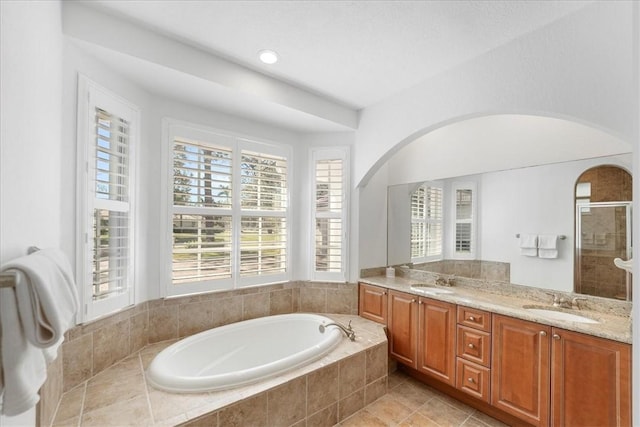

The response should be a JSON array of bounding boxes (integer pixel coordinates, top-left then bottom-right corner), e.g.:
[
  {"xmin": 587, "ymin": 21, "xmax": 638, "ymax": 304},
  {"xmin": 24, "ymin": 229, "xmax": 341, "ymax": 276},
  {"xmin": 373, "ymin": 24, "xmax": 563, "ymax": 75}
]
[
  {"xmin": 354, "ymin": 1, "xmax": 635, "ymax": 188},
  {"xmin": 0, "ymin": 2, "xmax": 63, "ymax": 426}
]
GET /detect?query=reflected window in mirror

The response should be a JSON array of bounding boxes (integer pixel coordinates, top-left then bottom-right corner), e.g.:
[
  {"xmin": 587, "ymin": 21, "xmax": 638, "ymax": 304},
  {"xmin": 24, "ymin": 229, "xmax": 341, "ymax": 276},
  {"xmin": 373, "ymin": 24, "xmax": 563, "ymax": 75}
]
[
  {"xmin": 452, "ymin": 182, "xmax": 477, "ymax": 259},
  {"xmin": 411, "ymin": 183, "xmax": 443, "ymax": 263},
  {"xmin": 574, "ymin": 165, "xmax": 632, "ymax": 301}
]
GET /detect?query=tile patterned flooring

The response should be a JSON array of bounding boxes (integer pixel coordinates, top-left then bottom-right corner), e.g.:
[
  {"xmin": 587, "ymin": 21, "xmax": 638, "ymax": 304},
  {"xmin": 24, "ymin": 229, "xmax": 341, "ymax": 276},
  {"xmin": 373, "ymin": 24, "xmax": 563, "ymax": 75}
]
[{"xmin": 338, "ymin": 370, "xmax": 508, "ymax": 427}]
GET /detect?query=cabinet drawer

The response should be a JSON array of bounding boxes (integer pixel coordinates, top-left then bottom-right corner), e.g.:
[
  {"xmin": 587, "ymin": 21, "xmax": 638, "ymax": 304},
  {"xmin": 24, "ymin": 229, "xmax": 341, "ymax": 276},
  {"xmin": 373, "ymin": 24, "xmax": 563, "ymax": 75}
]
[
  {"xmin": 457, "ymin": 325, "xmax": 491, "ymax": 367},
  {"xmin": 457, "ymin": 306, "xmax": 491, "ymax": 332},
  {"xmin": 358, "ymin": 283, "xmax": 388, "ymax": 324},
  {"xmin": 456, "ymin": 358, "xmax": 490, "ymax": 403}
]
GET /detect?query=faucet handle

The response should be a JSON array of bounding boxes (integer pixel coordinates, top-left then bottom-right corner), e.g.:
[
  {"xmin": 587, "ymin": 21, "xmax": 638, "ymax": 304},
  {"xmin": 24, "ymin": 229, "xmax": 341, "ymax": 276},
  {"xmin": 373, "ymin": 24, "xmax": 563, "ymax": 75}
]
[
  {"xmin": 572, "ymin": 297, "xmax": 587, "ymax": 309},
  {"xmin": 347, "ymin": 320, "xmax": 353, "ymax": 331},
  {"xmin": 545, "ymin": 292, "xmax": 559, "ymax": 303}
]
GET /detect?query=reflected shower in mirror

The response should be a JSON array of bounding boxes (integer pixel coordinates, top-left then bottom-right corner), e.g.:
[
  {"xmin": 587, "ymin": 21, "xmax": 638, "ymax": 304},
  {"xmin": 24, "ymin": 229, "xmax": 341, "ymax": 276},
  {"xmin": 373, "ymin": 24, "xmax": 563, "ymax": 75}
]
[{"xmin": 574, "ymin": 166, "xmax": 632, "ymax": 301}]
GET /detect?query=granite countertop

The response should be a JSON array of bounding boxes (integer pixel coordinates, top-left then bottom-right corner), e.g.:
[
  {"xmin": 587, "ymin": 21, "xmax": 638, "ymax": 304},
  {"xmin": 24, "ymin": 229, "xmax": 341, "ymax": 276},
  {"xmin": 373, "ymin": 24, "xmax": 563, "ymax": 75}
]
[{"xmin": 359, "ymin": 275, "xmax": 632, "ymax": 344}]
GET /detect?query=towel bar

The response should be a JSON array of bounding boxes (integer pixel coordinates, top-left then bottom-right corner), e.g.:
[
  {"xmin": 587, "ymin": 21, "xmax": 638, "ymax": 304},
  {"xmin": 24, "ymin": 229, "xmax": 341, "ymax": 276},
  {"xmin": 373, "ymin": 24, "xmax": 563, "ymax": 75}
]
[
  {"xmin": 0, "ymin": 246, "xmax": 41, "ymax": 288},
  {"xmin": 515, "ymin": 234, "xmax": 566, "ymax": 240}
]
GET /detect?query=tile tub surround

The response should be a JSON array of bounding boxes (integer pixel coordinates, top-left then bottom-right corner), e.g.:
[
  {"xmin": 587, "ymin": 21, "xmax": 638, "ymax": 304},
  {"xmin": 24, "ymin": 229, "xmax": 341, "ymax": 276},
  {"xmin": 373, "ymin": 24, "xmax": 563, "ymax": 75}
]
[
  {"xmin": 34, "ymin": 281, "xmax": 356, "ymax": 426},
  {"xmin": 49, "ymin": 314, "xmax": 387, "ymax": 427},
  {"xmin": 360, "ymin": 274, "xmax": 632, "ymax": 343}
]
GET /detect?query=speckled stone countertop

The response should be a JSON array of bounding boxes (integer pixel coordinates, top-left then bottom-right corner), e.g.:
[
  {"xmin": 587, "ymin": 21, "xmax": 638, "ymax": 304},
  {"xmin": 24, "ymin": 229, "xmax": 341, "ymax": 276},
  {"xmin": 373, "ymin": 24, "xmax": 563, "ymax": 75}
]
[{"xmin": 359, "ymin": 275, "xmax": 632, "ymax": 344}]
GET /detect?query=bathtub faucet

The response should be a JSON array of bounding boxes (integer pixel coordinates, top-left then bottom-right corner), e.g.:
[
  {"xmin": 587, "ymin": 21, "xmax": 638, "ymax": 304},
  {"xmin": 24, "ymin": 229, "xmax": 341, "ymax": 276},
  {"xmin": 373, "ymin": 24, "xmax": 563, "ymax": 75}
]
[{"xmin": 319, "ymin": 320, "xmax": 356, "ymax": 341}]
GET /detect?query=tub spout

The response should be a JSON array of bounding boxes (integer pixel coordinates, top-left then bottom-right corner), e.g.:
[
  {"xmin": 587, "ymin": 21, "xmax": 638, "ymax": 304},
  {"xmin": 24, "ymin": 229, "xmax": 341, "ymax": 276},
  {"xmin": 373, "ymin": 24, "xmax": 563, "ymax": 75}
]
[{"xmin": 319, "ymin": 320, "xmax": 356, "ymax": 341}]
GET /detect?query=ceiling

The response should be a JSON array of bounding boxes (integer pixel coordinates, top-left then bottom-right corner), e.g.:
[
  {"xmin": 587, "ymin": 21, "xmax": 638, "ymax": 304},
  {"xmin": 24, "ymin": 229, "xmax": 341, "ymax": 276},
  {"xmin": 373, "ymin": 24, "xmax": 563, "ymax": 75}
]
[{"xmin": 70, "ymin": 1, "xmax": 592, "ymax": 133}]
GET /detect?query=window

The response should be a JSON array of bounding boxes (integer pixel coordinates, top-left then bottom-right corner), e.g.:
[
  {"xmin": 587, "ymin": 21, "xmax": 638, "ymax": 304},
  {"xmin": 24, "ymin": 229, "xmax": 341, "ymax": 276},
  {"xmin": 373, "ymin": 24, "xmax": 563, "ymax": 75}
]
[
  {"xmin": 452, "ymin": 182, "xmax": 476, "ymax": 259},
  {"xmin": 411, "ymin": 183, "xmax": 443, "ymax": 263},
  {"xmin": 164, "ymin": 121, "xmax": 290, "ymax": 296},
  {"xmin": 311, "ymin": 148, "xmax": 349, "ymax": 281},
  {"xmin": 77, "ymin": 76, "xmax": 139, "ymax": 321}
]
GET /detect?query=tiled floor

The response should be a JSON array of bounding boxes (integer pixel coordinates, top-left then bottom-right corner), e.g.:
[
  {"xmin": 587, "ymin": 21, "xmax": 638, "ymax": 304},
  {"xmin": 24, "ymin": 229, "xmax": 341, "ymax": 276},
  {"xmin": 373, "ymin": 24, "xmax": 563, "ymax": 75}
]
[{"xmin": 338, "ymin": 370, "xmax": 508, "ymax": 427}]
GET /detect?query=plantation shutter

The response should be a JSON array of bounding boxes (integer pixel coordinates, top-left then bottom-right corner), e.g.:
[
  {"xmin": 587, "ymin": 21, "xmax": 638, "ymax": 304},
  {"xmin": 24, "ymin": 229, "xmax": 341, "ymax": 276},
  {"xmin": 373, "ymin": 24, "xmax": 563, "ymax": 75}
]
[
  {"xmin": 455, "ymin": 188, "xmax": 473, "ymax": 254},
  {"xmin": 91, "ymin": 108, "xmax": 131, "ymax": 300},
  {"xmin": 411, "ymin": 184, "xmax": 443, "ymax": 261},
  {"xmin": 171, "ymin": 138, "xmax": 233, "ymax": 284},
  {"xmin": 314, "ymin": 159, "xmax": 344, "ymax": 273}
]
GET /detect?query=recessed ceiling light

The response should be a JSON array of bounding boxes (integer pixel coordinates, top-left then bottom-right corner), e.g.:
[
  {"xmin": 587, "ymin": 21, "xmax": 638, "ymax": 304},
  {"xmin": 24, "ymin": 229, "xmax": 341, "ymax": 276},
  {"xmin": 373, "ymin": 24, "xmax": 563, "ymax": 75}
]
[{"xmin": 258, "ymin": 49, "xmax": 279, "ymax": 65}]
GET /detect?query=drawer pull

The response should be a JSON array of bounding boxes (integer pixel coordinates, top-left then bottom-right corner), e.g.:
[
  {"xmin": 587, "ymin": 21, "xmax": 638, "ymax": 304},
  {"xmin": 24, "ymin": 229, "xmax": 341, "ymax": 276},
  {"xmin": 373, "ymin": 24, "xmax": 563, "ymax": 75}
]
[
  {"xmin": 467, "ymin": 343, "xmax": 475, "ymax": 349},
  {"xmin": 468, "ymin": 377, "xmax": 475, "ymax": 383},
  {"xmin": 468, "ymin": 316, "xmax": 476, "ymax": 321},
  {"xmin": 553, "ymin": 334, "xmax": 561, "ymax": 340},
  {"xmin": 540, "ymin": 331, "xmax": 547, "ymax": 336}
]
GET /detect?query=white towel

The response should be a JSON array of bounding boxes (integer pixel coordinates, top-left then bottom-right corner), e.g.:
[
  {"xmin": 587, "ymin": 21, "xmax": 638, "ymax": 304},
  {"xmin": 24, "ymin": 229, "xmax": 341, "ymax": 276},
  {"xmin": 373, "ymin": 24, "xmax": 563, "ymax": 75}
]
[
  {"xmin": 0, "ymin": 286, "xmax": 48, "ymax": 416},
  {"xmin": 538, "ymin": 234, "xmax": 559, "ymax": 259},
  {"xmin": 519, "ymin": 234, "xmax": 538, "ymax": 257},
  {"xmin": 0, "ymin": 249, "xmax": 79, "ymax": 416}
]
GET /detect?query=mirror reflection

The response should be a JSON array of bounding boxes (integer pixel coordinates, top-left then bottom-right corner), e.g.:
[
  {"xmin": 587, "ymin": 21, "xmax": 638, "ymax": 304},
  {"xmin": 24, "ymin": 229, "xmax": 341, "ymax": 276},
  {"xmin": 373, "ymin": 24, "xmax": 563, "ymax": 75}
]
[
  {"xmin": 575, "ymin": 166, "xmax": 632, "ymax": 300},
  {"xmin": 385, "ymin": 115, "xmax": 632, "ymax": 301}
]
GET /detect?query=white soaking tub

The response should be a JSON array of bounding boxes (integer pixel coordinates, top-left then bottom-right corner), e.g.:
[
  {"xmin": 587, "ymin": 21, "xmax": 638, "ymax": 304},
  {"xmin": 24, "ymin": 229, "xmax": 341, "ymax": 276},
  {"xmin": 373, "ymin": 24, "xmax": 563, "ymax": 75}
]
[{"xmin": 146, "ymin": 313, "xmax": 343, "ymax": 393}]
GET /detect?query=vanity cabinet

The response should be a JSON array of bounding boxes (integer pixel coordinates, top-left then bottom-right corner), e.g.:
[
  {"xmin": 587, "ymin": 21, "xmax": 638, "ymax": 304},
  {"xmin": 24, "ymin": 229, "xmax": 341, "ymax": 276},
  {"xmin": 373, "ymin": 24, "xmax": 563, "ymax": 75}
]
[
  {"xmin": 491, "ymin": 314, "xmax": 551, "ymax": 426},
  {"xmin": 417, "ymin": 297, "xmax": 456, "ymax": 386},
  {"xmin": 387, "ymin": 290, "xmax": 419, "ymax": 367},
  {"xmin": 387, "ymin": 290, "xmax": 456, "ymax": 383},
  {"xmin": 550, "ymin": 328, "xmax": 631, "ymax": 427},
  {"xmin": 358, "ymin": 283, "xmax": 388, "ymax": 324},
  {"xmin": 456, "ymin": 307, "xmax": 492, "ymax": 402},
  {"xmin": 492, "ymin": 314, "xmax": 632, "ymax": 427}
]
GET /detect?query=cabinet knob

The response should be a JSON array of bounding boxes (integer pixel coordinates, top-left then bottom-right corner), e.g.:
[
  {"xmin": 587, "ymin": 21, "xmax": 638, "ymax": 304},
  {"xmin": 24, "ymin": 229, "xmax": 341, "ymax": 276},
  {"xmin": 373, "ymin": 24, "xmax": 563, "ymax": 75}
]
[
  {"xmin": 382, "ymin": 291, "xmax": 387, "ymax": 295},
  {"xmin": 411, "ymin": 299, "xmax": 416, "ymax": 303},
  {"xmin": 540, "ymin": 331, "xmax": 547, "ymax": 336},
  {"xmin": 467, "ymin": 377, "xmax": 475, "ymax": 383},
  {"xmin": 418, "ymin": 300, "xmax": 423, "ymax": 305},
  {"xmin": 553, "ymin": 334, "xmax": 561, "ymax": 340},
  {"xmin": 467, "ymin": 343, "xmax": 475, "ymax": 349},
  {"xmin": 468, "ymin": 316, "xmax": 476, "ymax": 321}
]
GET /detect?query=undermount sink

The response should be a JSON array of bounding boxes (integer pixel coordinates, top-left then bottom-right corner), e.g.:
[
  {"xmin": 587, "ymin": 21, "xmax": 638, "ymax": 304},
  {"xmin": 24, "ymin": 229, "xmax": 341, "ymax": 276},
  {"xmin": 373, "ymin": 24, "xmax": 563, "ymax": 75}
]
[
  {"xmin": 523, "ymin": 306, "xmax": 599, "ymax": 324},
  {"xmin": 410, "ymin": 284, "xmax": 455, "ymax": 295}
]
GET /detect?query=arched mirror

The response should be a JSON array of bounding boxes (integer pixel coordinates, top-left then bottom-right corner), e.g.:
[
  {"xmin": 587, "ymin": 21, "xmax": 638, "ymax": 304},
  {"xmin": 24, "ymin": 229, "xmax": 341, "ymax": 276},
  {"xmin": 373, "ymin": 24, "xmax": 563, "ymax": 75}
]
[{"xmin": 574, "ymin": 165, "xmax": 632, "ymax": 300}]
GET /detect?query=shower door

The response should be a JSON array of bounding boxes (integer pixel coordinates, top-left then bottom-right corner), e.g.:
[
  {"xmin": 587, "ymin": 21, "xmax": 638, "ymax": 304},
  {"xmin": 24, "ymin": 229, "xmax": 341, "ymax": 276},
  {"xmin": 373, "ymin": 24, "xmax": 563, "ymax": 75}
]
[{"xmin": 575, "ymin": 202, "xmax": 632, "ymax": 300}]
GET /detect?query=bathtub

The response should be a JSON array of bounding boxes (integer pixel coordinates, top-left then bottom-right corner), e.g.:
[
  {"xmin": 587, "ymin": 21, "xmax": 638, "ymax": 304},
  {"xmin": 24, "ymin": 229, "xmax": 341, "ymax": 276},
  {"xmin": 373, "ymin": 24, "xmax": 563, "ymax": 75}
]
[{"xmin": 146, "ymin": 313, "xmax": 344, "ymax": 393}]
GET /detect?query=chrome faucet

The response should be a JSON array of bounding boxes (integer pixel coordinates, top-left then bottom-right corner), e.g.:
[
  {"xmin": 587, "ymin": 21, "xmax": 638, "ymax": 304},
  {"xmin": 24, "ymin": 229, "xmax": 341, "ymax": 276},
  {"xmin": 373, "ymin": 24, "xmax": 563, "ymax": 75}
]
[
  {"xmin": 319, "ymin": 320, "xmax": 356, "ymax": 341},
  {"xmin": 546, "ymin": 293, "xmax": 572, "ymax": 309},
  {"xmin": 435, "ymin": 274, "xmax": 455, "ymax": 287},
  {"xmin": 571, "ymin": 297, "xmax": 587, "ymax": 310}
]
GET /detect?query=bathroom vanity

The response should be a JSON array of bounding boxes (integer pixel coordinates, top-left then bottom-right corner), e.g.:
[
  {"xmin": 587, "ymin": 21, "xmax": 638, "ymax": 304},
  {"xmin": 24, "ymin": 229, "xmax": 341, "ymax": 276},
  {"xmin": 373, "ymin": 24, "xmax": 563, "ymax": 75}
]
[{"xmin": 358, "ymin": 279, "xmax": 632, "ymax": 427}]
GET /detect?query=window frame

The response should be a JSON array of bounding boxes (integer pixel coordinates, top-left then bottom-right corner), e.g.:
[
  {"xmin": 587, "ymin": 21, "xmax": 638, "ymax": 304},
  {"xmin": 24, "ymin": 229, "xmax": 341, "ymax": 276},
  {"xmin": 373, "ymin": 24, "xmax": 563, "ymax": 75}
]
[
  {"xmin": 76, "ymin": 75, "xmax": 139, "ymax": 322},
  {"xmin": 410, "ymin": 182, "xmax": 444, "ymax": 264},
  {"xmin": 162, "ymin": 119, "xmax": 291, "ymax": 297},
  {"xmin": 451, "ymin": 181, "xmax": 477, "ymax": 260},
  {"xmin": 309, "ymin": 147, "xmax": 350, "ymax": 282}
]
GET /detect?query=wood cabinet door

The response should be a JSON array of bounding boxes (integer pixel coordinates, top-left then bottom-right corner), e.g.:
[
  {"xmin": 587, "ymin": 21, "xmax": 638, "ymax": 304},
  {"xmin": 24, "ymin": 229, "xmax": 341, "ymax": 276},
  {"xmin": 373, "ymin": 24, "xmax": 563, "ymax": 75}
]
[
  {"xmin": 491, "ymin": 315, "xmax": 551, "ymax": 427},
  {"xmin": 551, "ymin": 328, "xmax": 631, "ymax": 427},
  {"xmin": 417, "ymin": 297, "xmax": 456, "ymax": 386},
  {"xmin": 358, "ymin": 283, "xmax": 388, "ymax": 324},
  {"xmin": 387, "ymin": 290, "xmax": 418, "ymax": 368}
]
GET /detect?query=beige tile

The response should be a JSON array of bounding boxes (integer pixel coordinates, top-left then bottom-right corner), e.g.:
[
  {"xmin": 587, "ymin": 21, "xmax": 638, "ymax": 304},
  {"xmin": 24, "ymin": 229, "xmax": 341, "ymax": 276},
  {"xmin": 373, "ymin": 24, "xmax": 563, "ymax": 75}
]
[
  {"xmin": 292, "ymin": 287, "xmax": 300, "ymax": 312},
  {"xmin": 178, "ymin": 300, "xmax": 214, "ymax": 337},
  {"xmin": 307, "ymin": 403, "xmax": 338, "ymax": 427},
  {"xmin": 398, "ymin": 411, "xmax": 442, "ymax": 427},
  {"xmin": 148, "ymin": 305, "xmax": 179, "ymax": 343},
  {"xmin": 338, "ymin": 389, "xmax": 365, "ymax": 422},
  {"xmin": 243, "ymin": 292, "xmax": 270, "ymax": 320},
  {"xmin": 469, "ymin": 410, "xmax": 509, "ymax": 427},
  {"xmin": 212, "ymin": 296, "xmax": 242, "ymax": 327},
  {"xmin": 89, "ymin": 354, "xmax": 141, "ymax": 386},
  {"xmin": 269, "ymin": 288, "xmax": 293, "ymax": 315},
  {"xmin": 148, "ymin": 389, "xmax": 213, "ymax": 423},
  {"xmin": 388, "ymin": 370, "xmax": 408, "ymax": 389},
  {"xmin": 217, "ymin": 393, "xmax": 267, "ymax": 427},
  {"xmin": 83, "ymin": 371, "xmax": 146, "ymax": 414},
  {"xmin": 92, "ymin": 318, "xmax": 130, "ymax": 374},
  {"xmin": 81, "ymin": 395, "xmax": 152, "ymax": 426},
  {"xmin": 182, "ymin": 411, "xmax": 219, "ymax": 427},
  {"xmin": 339, "ymin": 352, "xmax": 366, "ymax": 399},
  {"xmin": 267, "ymin": 376, "xmax": 307, "ymax": 427},
  {"xmin": 364, "ymin": 376, "xmax": 387, "ymax": 406},
  {"xmin": 417, "ymin": 398, "xmax": 470, "ymax": 427},
  {"xmin": 52, "ymin": 383, "xmax": 86, "ymax": 424},
  {"xmin": 432, "ymin": 394, "xmax": 475, "ymax": 415},
  {"xmin": 387, "ymin": 382, "xmax": 436, "ymax": 410},
  {"xmin": 307, "ymin": 363, "xmax": 340, "ymax": 414},
  {"xmin": 340, "ymin": 409, "xmax": 387, "ymax": 427},
  {"xmin": 366, "ymin": 394, "xmax": 414, "ymax": 425},
  {"xmin": 52, "ymin": 416, "xmax": 80, "ymax": 427},
  {"xmin": 62, "ymin": 332, "xmax": 93, "ymax": 391},
  {"xmin": 130, "ymin": 310, "xmax": 149, "ymax": 353},
  {"xmin": 326, "ymin": 288, "xmax": 355, "ymax": 314},
  {"xmin": 365, "ymin": 343, "xmax": 388, "ymax": 383},
  {"xmin": 40, "ymin": 355, "xmax": 63, "ymax": 426},
  {"xmin": 139, "ymin": 340, "xmax": 177, "ymax": 369},
  {"xmin": 299, "ymin": 287, "xmax": 326, "ymax": 312}
]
